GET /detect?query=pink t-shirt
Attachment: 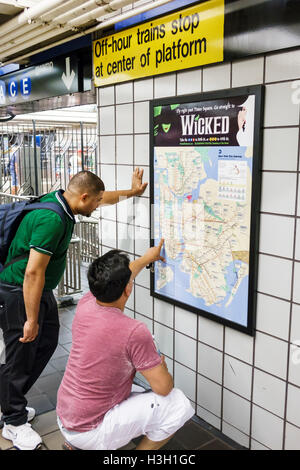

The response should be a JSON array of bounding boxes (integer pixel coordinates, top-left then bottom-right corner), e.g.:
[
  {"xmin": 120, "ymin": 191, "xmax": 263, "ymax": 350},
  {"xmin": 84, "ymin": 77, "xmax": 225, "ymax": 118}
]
[{"xmin": 56, "ymin": 291, "xmax": 161, "ymax": 432}]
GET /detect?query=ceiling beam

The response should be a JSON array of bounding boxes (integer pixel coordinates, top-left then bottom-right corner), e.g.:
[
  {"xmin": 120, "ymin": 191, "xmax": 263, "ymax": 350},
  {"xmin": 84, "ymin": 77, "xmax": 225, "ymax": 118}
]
[{"xmin": 0, "ymin": 0, "xmax": 38, "ymax": 8}]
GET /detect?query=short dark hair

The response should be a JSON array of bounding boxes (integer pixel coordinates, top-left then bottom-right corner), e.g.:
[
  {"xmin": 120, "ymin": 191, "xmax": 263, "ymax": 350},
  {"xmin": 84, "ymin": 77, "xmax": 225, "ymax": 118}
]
[
  {"xmin": 87, "ymin": 250, "xmax": 131, "ymax": 303},
  {"xmin": 68, "ymin": 171, "xmax": 105, "ymax": 195}
]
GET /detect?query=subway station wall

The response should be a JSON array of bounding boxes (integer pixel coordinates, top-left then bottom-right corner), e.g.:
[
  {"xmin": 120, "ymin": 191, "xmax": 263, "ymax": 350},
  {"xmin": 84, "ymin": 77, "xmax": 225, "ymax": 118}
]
[{"xmin": 96, "ymin": 47, "xmax": 300, "ymax": 450}]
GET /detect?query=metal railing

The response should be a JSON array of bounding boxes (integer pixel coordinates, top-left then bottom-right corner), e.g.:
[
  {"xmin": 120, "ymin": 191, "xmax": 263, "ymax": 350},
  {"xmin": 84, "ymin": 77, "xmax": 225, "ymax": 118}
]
[
  {"xmin": 0, "ymin": 122, "xmax": 97, "ymax": 196},
  {"xmin": 74, "ymin": 217, "xmax": 99, "ymax": 263},
  {"xmin": 57, "ymin": 237, "xmax": 81, "ymax": 297}
]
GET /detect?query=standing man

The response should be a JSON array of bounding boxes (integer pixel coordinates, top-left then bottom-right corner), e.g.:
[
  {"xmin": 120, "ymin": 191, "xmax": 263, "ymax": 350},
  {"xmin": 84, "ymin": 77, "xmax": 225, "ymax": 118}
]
[{"xmin": 0, "ymin": 169, "xmax": 147, "ymax": 450}]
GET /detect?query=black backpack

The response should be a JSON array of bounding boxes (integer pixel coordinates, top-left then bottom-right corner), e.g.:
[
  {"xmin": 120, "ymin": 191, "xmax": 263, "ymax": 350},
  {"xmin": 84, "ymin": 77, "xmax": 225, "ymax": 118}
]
[{"xmin": 0, "ymin": 195, "xmax": 67, "ymax": 273}]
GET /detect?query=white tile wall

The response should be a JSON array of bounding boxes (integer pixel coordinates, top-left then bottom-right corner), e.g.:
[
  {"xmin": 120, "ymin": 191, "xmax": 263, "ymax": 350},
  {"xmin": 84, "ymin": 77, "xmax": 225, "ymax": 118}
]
[
  {"xmin": 265, "ymin": 50, "xmax": 300, "ymax": 82},
  {"xmin": 116, "ymin": 165, "xmax": 133, "ymax": 192},
  {"xmin": 232, "ymin": 57, "xmax": 264, "ymax": 87},
  {"xmin": 224, "ymin": 355, "xmax": 252, "ymax": 399},
  {"xmin": 116, "ymin": 135, "xmax": 133, "ymax": 165},
  {"xmin": 135, "ymin": 312, "xmax": 153, "ymax": 332},
  {"xmin": 154, "ymin": 322, "xmax": 173, "ymax": 359},
  {"xmin": 117, "ymin": 222, "xmax": 134, "ymax": 253},
  {"xmin": 154, "ymin": 298, "xmax": 174, "ymax": 328},
  {"xmin": 174, "ymin": 362, "xmax": 196, "ymax": 402},
  {"xmin": 177, "ymin": 69, "xmax": 202, "ymax": 95},
  {"xmin": 97, "ymin": 46, "xmax": 300, "ymax": 449},
  {"xmin": 198, "ymin": 316, "xmax": 224, "ymax": 350},
  {"xmin": 126, "ymin": 286, "xmax": 134, "ymax": 310},
  {"xmin": 257, "ymin": 254, "xmax": 292, "ymax": 300},
  {"xmin": 197, "ymin": 405, "xmax": 221, "ymax": 430},
  {"xmin": 259, "ymin": 214, "xmax": 294, "ymax": 258},
  {"xmin": 290, "ymin": 304, "xmax": 300, "ymax": 344},
  {"xmin": 99, "ymin": 106, "xmax": 115, "ymax": 135},
  {"xmin": 134, "ymin": 78, "xmax": 153, "ymax": 101},
  {"xmin": 116, "ymin": 82, "xmax": 133, "ymax": 104},
  {"xmin": 202, "ymin": 63, "xmax": 231, "ymax": 91},
  {"xmin": 295, "ymin": 219, "xmax": 300, "ymax": 260},
  {"xmin": 285, "ymin": 423, "xmax": 300, "ymax": 450},
  {"xmin": 293, "ymin": 262, "xmax": 300, "ymax": 304},
  {"xmin": 264, "ymin": 82, "xmax": 300, "ymax": 127},
  {"xmin": 256, "ymin": 293, "xmax": 290, "ymax": 340},
  {"xmin": 251, "ymin": 405, "xmax": 284, "ymax": 450},
  {"xmin": 135, "ymin": 259, "xmax": 150, "ymax": 289},
  {"xmin": 99, "ymin": 136, "xmax": 115, "ymax": 164},
  {"xmin": 134, "ymin": 197, "xmax": 149, "ymax": 228},
  {"xmin": 222, "ymin": 422, "xmax": 249, "ymax": 448},
  {"xmin": 254, "ymin": 332, "xmax": 288, "ymax": 379},
  {"xmin": 134, "ymin": 102, "xmax": 149, "ymax": 133},
  {"xmin": 253, "ymin": 369, "xmax": 286, "ymax": 417},
  {"xmin": 198, "ymin": 342, "xmax": 223, "ymax": 384},
  {"xmin": 134, "ymin": 226, "xmax": 150, "ymax": 255},
  {"xmin": 154, "ymin": 74, "xmax": 176, "ymax": 98},
  {"xmin": 99, "ymin": 86, "xmax": 115, "ymax": 106},
  {"xmin": 175, "ymin": 306, "xmax": 197, "ymax": 339},
  {"xmin": 250, "ymin": 439, "xmax": 270, "ymax": 450},
  {"xmin": 288, "ymin": 343, "xmax": 300, "ymax": 387},
  {"xmin": 116, "ymin": 104, "xmax": 133, "ymax": 134},
  {"xmin": 101, "ymin": 219, "xmax": 116, "ymax": 247},
  {"xmin": 262, "ymin": 128, "xmax": 299, "ymax": 171},
  {"xmin": 224, "ymin": 328, "xmax": 253, "ymax": 364},
  {"xmin": 197, "ymin": 375, "xmax": 222, "ymax": 417},
  {"xmin": 175, "ymin": 332, "xmax": 196, "ymax": 370},
  {"xmin": 260, "ymin": 172, "xmax": 297, "ymax": 215},
  {"xmin": 116, "ymin": 198, "xmax": 134, "ymax": 225},
  {"xmin": 134, "ymin": 134, "xmax": 149, "ymax": 166},
  {"xmin": 223, "ymin": 389, "xmax": 251, "ymax": 435},
  {"xmin": 135, "ymin": 284, "xmax": 153, "ymax": 319},
  {"xmin": 100, "ymin": 164, "xmax": 116, "ymax": 191},
  {"xmin": 286, "ymin": 383, "xmax": 300, "ymax": 428}
]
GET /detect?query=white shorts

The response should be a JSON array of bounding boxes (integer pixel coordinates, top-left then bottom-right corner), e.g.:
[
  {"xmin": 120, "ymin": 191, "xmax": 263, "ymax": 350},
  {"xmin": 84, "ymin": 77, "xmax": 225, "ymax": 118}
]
[{"xmin": 57, "ymin": 388, "xmax": 194, "ymax": 450}]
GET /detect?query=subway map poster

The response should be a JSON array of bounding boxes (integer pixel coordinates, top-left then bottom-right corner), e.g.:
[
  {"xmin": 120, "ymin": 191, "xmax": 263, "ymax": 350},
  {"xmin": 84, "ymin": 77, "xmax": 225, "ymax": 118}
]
[{"xmin": 150, "ymin": 86, "xmax": 264, "ymax": 335}]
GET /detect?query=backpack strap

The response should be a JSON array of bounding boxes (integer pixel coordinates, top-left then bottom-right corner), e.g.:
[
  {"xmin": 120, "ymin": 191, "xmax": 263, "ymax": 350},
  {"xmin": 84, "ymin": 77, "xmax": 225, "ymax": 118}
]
[{"xmin": 2, "ymin": 202, "xmax": 69, "ymax": 270}]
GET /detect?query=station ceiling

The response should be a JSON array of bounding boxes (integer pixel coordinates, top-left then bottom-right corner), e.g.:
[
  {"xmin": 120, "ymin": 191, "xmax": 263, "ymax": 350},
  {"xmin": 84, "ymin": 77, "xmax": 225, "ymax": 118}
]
[{"xmin": 0, "ymin": 0, "xmax": 175, "ymax": 66}]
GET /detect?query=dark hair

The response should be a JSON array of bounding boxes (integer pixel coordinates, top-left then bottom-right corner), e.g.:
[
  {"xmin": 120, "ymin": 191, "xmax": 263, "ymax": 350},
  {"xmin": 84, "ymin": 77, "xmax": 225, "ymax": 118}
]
[
  {"xmin": 68, "ymin": 171, "xmax": 105, "ymax": 194},
  {"xmin": 87, "ymin": 250, "xmax": 132, "ymax": 303}
]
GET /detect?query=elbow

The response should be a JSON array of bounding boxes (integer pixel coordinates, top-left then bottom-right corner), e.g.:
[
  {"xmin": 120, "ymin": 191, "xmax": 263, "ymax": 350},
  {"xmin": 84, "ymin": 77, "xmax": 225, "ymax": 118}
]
[
  {"xmin": 156, "ymin": 387, "xmax": 173, "ymax": 397},
  {"xmin": 153, "ymin": 379, "xmax": 174, "ymax": 397},
  {"xmin": 24, "ymin": 269, "xmax": 44, "ymax": 283}
]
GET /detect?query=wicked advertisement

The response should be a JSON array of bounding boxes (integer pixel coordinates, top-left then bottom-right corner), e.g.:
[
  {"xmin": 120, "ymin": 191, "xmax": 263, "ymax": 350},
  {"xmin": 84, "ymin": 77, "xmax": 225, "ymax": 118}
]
[
  {"xmin": 150, "ymin": 87, "xmax": 264, "ymax": 335},
  {"xmin": 153, "ymin": 94, "xmax": 255, "ymax": 148}
]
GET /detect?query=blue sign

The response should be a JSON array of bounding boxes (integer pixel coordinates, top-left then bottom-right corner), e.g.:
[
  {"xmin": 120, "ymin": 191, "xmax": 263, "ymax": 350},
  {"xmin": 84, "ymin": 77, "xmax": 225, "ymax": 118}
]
[
  {"xmin": 8, "ymin": 78, "xmax": 18, "ymax": 102},
  {"xmin": 0, "ymin": 80, "xmax": 6, "ymax": 105},
  {"xmin": 20, "ymin": 76, "xmax": 31, "ymax": 98},
  {"xmin": 0, "ymin": 56, "xmax": 78, "ymax": 107}
]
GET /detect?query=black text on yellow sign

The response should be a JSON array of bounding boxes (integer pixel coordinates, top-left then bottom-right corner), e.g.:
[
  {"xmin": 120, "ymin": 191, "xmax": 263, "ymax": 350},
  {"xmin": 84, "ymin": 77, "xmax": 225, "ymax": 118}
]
[{"xmin": 93, "ymin": 0, "xmax": 224, "ymax": 87}]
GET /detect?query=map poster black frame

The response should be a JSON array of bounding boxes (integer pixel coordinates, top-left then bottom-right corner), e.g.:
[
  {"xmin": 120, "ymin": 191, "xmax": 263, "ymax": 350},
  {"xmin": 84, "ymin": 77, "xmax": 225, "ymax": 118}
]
[{"xmin": 149, "ymin": 85, "xmax": 264, "ymax": 336}]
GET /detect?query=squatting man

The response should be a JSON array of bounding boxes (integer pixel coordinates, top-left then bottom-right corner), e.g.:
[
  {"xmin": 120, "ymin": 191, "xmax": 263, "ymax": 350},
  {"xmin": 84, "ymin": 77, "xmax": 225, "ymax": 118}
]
[
  {"xmin": 56, "ymin": 242, "xmax": 194, "ymax": 450},
  {"xmin": 0, "ymin": 169, "xmax": 148, "ymax": 450}
]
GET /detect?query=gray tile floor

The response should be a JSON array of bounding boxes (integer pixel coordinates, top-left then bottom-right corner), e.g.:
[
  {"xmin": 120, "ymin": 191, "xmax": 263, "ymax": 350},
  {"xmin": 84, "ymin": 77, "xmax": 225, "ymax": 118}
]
[{"xmin": 0, "ymin": 265, "xmax": 244, "ymax": 451}]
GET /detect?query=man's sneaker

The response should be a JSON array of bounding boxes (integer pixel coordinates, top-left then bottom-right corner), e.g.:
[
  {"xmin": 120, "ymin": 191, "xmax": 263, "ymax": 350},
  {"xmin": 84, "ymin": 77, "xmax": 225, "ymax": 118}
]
[
  {"xmin": 0, "ymin": 407, "xmax": 35, "ymax": 428},
  {"xmin": 2, "ymin": 422, "xmax": 42, "ymax": 450}
]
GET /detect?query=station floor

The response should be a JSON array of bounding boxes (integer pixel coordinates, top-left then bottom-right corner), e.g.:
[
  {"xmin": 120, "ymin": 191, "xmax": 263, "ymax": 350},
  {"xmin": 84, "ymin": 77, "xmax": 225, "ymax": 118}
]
[{"xmin": 0, "ymin": 267, "xmax": 244, "ymax": 451}]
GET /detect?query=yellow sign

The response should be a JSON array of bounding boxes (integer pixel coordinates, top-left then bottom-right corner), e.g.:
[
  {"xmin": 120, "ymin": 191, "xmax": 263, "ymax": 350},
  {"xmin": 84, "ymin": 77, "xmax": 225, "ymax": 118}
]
[{"xmin": 93, "ymin": 0, "xmax": 224, "ymax": 87}]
